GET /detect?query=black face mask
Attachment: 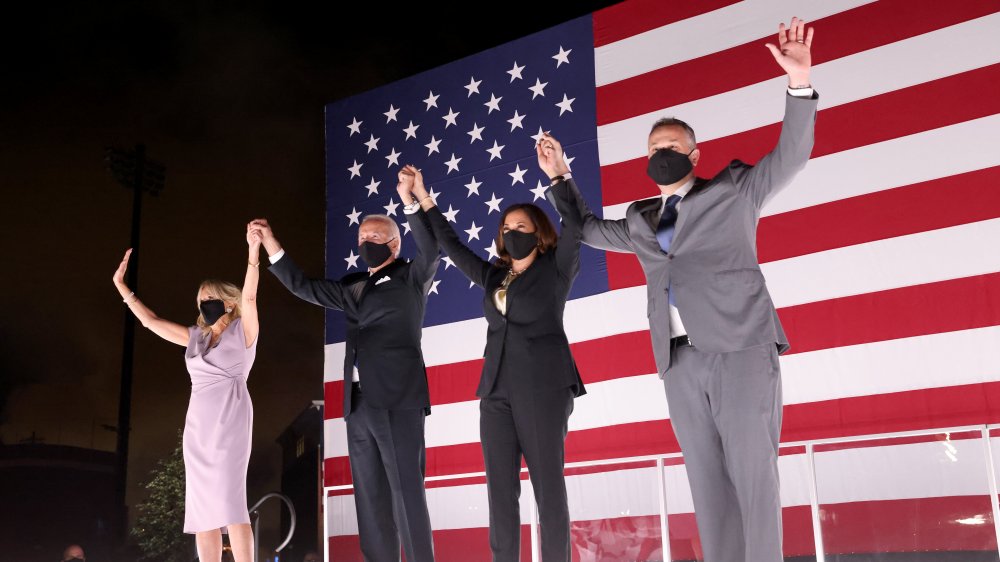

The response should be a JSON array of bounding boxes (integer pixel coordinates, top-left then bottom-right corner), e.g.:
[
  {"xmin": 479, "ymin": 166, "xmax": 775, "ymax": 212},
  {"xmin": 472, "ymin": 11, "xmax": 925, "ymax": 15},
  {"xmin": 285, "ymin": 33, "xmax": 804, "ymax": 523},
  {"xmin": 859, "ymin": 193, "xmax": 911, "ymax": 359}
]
[
  {"xmin": 502, "ymin": 230, "xmax": 538, "ymax": 261},
  {"xmin": 359, "ymin": 240, "xmax": 394, "ymax": 269},
  {"xmin": 200, "ymin": 299, "xmax": 226, "ymax": 325},
  {"xmin": 646, "ymin": 148, "xmax": 694, "ymax": 186}
]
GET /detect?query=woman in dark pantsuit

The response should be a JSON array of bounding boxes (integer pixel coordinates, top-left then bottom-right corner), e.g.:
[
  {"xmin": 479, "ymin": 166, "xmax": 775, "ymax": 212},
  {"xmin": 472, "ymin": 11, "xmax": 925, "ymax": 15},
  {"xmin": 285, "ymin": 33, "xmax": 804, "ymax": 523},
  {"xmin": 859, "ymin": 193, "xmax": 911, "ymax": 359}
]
[{"xmin": 398, "ymin": 163, "xmax": 586, "ymax": 562}]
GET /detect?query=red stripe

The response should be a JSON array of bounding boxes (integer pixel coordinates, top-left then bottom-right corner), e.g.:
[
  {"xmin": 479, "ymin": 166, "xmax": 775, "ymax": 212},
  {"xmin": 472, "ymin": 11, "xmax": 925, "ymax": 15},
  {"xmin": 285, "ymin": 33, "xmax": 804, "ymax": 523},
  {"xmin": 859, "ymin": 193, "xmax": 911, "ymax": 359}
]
[
  {"xmin": 324, "ymin": 331, "xmax": 660, "ymax": 419},
  {"xmin": 592, "ymin": 0, "xmax": 739, "ymax": 48},
  {"xmin": 613, "ymin": 498, "xmax": 996, "ymax": 559},
  {"xmin": 328, "ymin": 527, "xmax": 531, "ymax": 562},
  {"xmin": 564, "ymin": 459, "xmax": 656, "ymax": 477},
  {"xmin": 780, "ymin": 272, "xmax": 1000, "ymax": 356},
  {"xmin": 325, "ymin": 380, "xmax": 345, "ymax": 419},
  {"xmin": 328, "ymin": 498, "xmax": 994, "ymax": 558},
  {"xmin": 821, "ymin": 496, "xmax": 997, "ymax": 554},
  {"xmin": 325, "ymin": 381, "xmax": 1000, "ymax": 486},
  {"xmin": 759, "ymin": 165, "xmax": 1000, "ymax": 263},
  {"xmin": 599, "ymin": 62, "xmax": 1000, "ymax": 212},
  {"xmin": 781, "ymin": 382, "xmax": 1000, "ymax": 444},
  {"xmin": 327, "ymin": 536, "xmax": 362, "ymax": 562},
  {"xmin": 325, "ymin": 272, "xmax": 1000, "ymax": 421},
  {"xmin": 595, "ymin": 0, "xmax": 998, "ymax": 125},
  {"xmin": 432, "ymin": 526, "xmax": 533, "ymax": 562}
]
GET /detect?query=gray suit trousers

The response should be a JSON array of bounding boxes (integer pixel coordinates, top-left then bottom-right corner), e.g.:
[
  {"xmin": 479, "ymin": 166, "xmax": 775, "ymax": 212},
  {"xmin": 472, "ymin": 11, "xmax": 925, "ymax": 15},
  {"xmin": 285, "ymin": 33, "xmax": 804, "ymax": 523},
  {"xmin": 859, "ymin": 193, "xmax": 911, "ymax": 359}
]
[{"xmin": 665, "ymin": 343, "xmax": 783, "ymax": 562}]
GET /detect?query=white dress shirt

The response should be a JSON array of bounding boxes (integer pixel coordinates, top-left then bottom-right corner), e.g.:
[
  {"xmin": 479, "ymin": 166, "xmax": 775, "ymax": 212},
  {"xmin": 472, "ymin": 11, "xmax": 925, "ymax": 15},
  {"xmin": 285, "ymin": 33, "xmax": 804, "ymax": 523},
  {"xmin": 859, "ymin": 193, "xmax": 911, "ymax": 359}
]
[{"xmin": 659, "ymin": 179, "xmax": 696, "ymax": 338}]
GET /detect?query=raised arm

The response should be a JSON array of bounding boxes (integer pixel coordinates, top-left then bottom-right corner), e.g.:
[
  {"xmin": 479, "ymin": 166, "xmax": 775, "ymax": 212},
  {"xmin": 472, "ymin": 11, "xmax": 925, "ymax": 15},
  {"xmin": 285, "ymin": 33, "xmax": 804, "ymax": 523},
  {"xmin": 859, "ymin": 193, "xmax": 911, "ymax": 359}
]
[
  {"xmin": 536, "ymin": 135, "xmax": 583, "ymax": 279},
  {"xmin": 242, "ymin": 229, "xmax": 262, "ymax": 348},
  {"xmin": 738, "ymin": 17, "xmax": 819, "ymax": 209},
  {"xmin": 249, "ymin": 218, "xmax": 347, "ymax": 310},
  {"xmin": 113, "ymin": 249, "xmax": 189, "ymax": 346},
  {"xmin": 396, "ymin": 166, "xmax": 441, "ymax": 290},
  {"xmin": 536, "ymin": 132, "xmax": 635, "ymax": 254},
  {"xmin": 403, "ymin": 166, "xmax": 491, "ymax": 288},
  {"xmin": 546, "ymin": 179, "xmax": 582, "ymax": 280}
]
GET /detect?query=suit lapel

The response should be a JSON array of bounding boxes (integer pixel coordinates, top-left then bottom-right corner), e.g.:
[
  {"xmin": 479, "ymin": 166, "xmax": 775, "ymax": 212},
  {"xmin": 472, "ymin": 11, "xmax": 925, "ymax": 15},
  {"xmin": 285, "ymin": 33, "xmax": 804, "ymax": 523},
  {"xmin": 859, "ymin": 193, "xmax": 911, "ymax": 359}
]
[
  {"xmin": 672, "ymin": 177, "xmax": 710, "ymax": 247},
  {"xmin": 633, "ymin": 196, "xmax": 663, "ymax": 243},
  {"xmin": 359, "ymin": 260, "xmax": 403, "ymax": 303}
]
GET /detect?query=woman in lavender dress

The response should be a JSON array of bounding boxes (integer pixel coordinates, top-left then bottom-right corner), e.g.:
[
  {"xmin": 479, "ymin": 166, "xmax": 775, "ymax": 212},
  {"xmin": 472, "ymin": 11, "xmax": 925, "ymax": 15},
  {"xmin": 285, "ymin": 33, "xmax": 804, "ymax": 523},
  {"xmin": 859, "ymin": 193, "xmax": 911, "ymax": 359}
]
[{"xmin": 112, "ymin": 229, "xmax": 262, "ymax": 562}]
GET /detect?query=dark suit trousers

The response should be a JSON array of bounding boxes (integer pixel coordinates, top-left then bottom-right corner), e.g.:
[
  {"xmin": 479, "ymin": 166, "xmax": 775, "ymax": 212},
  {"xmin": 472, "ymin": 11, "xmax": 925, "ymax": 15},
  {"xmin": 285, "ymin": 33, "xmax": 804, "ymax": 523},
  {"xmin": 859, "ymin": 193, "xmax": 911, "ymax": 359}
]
[
  {"xmin": 480, "ymin": 379, "xmax": 574, "ymax": 562},
  {"xmin": 347, "ymin": 385, "xmax": 435, "ymax": 562}
]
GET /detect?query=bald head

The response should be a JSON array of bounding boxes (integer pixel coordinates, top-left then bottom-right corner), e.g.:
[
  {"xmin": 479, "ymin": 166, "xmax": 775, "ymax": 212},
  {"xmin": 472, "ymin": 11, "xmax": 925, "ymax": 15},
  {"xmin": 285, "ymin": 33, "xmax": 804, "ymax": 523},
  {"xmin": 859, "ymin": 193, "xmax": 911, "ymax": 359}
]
[{"xmin": 63, "ymin": 544, "xmax": 85, "ymax": 561}]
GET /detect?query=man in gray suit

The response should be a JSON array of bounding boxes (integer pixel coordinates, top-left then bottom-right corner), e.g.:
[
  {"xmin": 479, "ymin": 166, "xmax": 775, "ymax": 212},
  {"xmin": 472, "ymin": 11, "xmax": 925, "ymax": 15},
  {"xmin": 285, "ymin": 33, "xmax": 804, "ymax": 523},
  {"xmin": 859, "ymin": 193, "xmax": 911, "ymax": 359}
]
[{"xmin": 538, "ymin": 17, "xmax": 817, "ymax": 562}]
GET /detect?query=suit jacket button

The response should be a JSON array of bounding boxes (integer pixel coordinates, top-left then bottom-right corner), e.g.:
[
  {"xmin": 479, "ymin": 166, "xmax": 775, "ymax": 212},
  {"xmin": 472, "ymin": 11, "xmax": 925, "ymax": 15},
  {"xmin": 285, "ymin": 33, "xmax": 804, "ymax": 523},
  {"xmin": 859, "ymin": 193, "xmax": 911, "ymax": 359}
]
[{"xmin": 667, "ymin": 254, "xmax": 674, "ymax": 260}]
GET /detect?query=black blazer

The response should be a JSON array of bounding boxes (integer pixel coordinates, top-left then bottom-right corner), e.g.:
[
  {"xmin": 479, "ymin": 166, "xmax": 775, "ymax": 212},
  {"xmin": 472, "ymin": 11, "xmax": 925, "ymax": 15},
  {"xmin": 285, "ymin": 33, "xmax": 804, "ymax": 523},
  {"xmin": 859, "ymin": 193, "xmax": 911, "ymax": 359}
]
[
  {"xmin": 417, "ymin": 182, "xmax": 586, "ymax": 398},
  {"xmin": 268, "ymin": 211, "xmax": 440, "ymax": 416}
]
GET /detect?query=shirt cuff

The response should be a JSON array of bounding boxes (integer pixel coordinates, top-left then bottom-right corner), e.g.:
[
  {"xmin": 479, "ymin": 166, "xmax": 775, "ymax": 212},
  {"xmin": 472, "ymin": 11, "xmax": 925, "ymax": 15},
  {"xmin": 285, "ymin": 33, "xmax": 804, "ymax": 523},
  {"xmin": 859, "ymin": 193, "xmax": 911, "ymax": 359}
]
[
  {"xmin": 787, "ymin": 86, "xmax": 814, "ymax": 98},
  {"xmin": 268, "ymin": 249, "xmax": 285, "ymax": 264},
  {"xmin": 403, "ymin": 201, "xmax": 421, "ymax": 215}
]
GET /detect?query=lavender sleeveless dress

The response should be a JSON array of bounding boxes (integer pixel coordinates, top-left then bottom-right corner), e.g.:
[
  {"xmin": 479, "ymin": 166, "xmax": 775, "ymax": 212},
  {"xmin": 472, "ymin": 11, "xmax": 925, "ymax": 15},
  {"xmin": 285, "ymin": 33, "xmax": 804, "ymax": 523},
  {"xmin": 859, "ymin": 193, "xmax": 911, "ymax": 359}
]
[{"xmin": 182, "ymin": 317, "xmax": 256, "ymax": 533}]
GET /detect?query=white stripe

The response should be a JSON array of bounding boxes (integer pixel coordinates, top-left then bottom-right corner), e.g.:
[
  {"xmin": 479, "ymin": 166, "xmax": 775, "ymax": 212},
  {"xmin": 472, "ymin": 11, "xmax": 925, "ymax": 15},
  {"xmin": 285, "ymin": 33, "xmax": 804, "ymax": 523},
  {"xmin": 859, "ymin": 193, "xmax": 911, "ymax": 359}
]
[
  {"xmin": 602, "ymin": 114, "xmax": 1000, "ymax": 220},
  {"xmin": 426, "ymin": 480, "xmax": 534, "ymax": 531},
  {"xmin": 764, "ymin": 114, "xmax": 1000, "ymax": 217},
  {"xmin": 658, "ymin": 453, "xmax": 814, "ymax": 515},
  {"xmin": 814, "ymin": 436, "xmax": 990, "ymax": 503},
  {"xmin": 324, "ymin": 417, "xmax": 347, "ymax": 457},
  {"xmin": 327, "ymin": 437, "xmax": 986, "ymax": 536},
  {"xmin": 763, "ymin": 219, "xmax": 1000, "ymax": 308},
  {"xmin": 594, "ymin": 0, "xmax": 874, "ymax": 87},
  {"xmin": 781, "ymin": 325, "xmax": 1000, "ymax": 406},
  {"xmin": 327, "ymin": 494, "xmax": 359, "ymax": 537},
  {"xmin": 326, "ymin": 326, "xmax": 1000, "ymax": 459},
  {"xmin": 422, "ymin": 374, "xmax": 667, "ymax": 453},
  {"xmin": 596, "ymin": 13, "xmax": 1000, "ymax": 166},
  {"xmin": 324, "ymin": 343, "xmax": 346, "ymax": 382}
]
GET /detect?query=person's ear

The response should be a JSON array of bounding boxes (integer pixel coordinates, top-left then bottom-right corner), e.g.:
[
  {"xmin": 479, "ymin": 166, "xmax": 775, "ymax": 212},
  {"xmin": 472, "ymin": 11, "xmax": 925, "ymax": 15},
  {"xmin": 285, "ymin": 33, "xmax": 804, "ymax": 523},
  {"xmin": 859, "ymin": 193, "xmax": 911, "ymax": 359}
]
[{"xmin": 689, "ymin": 148, "xmax": 701, "ymax": 168}]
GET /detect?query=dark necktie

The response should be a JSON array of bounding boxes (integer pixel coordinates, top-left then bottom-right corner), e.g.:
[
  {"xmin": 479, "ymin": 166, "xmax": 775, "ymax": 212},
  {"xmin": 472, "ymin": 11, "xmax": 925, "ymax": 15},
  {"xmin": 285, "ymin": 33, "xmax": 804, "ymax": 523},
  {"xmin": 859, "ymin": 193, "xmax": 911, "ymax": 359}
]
[
  {"xmin": 656, "ymin": 194, "xmax": 682, "ymax": 304},
  {"xmin": 656, "ymin": 194, "xmax": 682, "ymax": 252}
]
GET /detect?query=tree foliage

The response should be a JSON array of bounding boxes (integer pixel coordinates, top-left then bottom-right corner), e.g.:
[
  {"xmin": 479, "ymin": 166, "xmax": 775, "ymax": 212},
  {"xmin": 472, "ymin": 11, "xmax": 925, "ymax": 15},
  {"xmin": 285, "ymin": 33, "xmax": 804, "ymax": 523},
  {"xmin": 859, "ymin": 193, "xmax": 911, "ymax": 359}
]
[{"xmin": 131, "ymin": 432, "xmax": 191, "ymax": 562}]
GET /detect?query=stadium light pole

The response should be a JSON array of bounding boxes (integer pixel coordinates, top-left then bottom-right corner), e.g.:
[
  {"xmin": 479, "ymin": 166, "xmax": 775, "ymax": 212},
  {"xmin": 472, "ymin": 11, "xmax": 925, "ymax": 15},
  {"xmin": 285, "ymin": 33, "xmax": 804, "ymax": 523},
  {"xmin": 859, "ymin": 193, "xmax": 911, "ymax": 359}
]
[{"xmin": 105, "ymin": 143, "xmax": 165, "ymax": 540}]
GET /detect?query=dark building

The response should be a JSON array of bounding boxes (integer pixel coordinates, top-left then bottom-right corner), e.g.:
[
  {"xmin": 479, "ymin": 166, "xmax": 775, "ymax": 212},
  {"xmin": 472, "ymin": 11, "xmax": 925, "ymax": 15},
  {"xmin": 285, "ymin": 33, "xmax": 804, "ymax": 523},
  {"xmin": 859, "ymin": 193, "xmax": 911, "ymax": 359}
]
[
  {"xmin": 275, "ymin": 401, "xmax": 324, "ymax": 562},
  {"xmin": 0, "ymin": 443, "xmax": 118, "ymax": 562}
]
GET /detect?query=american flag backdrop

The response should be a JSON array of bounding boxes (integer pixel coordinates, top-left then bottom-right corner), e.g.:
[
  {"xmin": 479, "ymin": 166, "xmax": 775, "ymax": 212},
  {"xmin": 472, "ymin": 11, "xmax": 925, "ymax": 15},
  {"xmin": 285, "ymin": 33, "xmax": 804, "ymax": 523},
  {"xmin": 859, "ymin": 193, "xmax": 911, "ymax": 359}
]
[{"xmin": 319, "ymin": 1, "xmax": 1000, "ymax": 560}]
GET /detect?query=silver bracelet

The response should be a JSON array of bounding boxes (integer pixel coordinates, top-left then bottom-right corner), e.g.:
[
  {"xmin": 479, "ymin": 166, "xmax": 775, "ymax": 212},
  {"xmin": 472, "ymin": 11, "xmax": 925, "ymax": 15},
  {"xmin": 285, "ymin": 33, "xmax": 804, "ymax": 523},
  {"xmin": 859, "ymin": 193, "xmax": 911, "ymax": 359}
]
[{"xmin": 123, "ymin": 291, "xmax": 136, "ymax": 304}]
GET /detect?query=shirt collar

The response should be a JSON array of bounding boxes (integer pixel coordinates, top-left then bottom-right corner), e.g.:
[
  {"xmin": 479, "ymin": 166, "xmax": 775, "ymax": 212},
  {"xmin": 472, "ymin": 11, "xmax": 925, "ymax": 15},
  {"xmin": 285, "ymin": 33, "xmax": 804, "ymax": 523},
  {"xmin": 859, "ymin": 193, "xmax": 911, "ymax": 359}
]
[{"xmin": 661, "ymin": 177, "xmax": 696, "ymax": 204}]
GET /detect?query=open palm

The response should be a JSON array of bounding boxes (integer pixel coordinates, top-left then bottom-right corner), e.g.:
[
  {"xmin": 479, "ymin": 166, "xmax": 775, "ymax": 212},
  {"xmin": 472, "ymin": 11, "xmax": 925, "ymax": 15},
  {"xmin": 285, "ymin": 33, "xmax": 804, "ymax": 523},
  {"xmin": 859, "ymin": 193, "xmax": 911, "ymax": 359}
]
[{"xmin": 765, "ymin": 17, "xmax": 814, "ymax": 86}]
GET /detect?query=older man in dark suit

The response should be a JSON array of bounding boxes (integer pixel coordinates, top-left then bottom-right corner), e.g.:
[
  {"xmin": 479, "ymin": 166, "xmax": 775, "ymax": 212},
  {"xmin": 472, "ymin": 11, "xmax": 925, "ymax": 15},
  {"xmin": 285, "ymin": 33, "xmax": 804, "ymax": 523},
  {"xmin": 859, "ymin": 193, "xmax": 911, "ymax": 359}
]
[{"xmin": 249, "ymin": 198, "xmax": 439, "ymax": 562}]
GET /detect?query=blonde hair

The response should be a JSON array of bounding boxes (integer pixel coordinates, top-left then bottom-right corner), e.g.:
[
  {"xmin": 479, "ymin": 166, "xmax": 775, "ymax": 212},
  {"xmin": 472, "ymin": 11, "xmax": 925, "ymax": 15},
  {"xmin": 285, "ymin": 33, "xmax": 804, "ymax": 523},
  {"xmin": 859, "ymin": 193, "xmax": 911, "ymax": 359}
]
[{"xmin": 196, "ymin": 279, "xmax": 242, "ymax": 333}]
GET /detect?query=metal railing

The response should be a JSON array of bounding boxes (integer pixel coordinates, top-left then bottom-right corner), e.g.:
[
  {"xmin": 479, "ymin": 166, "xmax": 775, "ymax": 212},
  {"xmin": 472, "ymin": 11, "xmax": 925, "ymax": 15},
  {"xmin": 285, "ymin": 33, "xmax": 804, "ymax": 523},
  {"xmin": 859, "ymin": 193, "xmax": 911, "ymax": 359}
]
[
  {"xmin": 249, "ymin": 492, "xmax": 296, "ymax": 562},
  {"xmin": 323, "ymin": 423, "xmax": 1000, "ymax": 562}
]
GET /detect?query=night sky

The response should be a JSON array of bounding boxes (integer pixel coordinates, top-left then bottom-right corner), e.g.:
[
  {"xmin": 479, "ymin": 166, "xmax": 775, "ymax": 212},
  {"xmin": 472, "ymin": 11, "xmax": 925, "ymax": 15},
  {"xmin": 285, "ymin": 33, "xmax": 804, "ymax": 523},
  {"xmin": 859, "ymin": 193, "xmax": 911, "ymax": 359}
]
[{"xmin": 0, "ymin": 0, "xmax": 620, "ymax": 545}]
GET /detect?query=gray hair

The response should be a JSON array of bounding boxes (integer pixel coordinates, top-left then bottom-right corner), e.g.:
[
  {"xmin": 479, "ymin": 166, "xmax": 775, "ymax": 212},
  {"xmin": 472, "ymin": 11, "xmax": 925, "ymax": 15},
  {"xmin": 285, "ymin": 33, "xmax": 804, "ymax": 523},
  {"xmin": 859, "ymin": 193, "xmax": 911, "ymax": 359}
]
[
  {"xmin": 360, "ymin": 214, "xmax": 402, "ymax": 257},
  {"xmin": 649, "ymin": 117, "xmax": 697, "ymax": 149}
]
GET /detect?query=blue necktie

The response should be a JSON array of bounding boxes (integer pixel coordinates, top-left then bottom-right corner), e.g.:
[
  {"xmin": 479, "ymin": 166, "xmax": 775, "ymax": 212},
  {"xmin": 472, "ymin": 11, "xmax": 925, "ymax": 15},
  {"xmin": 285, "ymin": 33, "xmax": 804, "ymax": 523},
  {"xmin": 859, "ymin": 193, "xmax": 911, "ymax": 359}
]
[{"xmin": 656, "ymin": 195, "xmax": 682, "ymax": 304}]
